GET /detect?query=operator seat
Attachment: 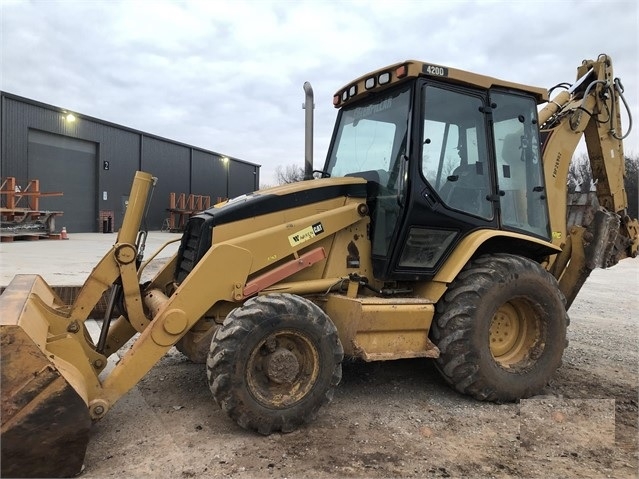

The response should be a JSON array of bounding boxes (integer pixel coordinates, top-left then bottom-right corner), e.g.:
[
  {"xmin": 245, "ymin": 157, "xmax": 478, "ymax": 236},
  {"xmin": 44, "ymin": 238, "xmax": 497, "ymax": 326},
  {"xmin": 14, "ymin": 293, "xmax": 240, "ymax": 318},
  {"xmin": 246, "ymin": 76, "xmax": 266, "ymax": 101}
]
[{"xmin": 440, "ymin": 162, "xmax": 491, "ymax": 218}]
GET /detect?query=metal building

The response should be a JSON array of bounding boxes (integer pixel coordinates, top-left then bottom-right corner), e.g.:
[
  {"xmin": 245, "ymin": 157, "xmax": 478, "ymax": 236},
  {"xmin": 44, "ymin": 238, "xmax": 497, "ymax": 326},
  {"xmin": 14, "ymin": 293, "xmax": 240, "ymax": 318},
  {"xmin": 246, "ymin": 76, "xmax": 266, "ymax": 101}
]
[{"xmin": 0, "ymin": 92, "xmax": 260, "ymax": 233}]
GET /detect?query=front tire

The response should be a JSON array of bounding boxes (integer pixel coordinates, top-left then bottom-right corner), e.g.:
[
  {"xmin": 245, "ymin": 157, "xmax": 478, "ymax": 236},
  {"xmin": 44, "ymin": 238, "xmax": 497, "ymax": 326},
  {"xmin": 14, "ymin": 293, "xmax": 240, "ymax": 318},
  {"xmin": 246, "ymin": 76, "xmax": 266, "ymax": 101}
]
[
  {"xmin": 431, "ymin": 254, "xmax": 568, "ymax": 401},
  {"xmin": 176, "ymin": 326, "xmax": 216, "ymax": 364},
  {"xmin": 207, "ymin": 293, "xmax": 343, "ymax": 434}
]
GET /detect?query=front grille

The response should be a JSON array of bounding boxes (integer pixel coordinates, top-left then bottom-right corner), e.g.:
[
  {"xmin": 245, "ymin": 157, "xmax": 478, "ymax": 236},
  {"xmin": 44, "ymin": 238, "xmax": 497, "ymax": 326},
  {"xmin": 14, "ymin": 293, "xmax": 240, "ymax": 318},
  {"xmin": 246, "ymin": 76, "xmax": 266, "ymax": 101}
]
[{"xmin": 174, "ymin": 217, "xmax": 209, "ymax": 284}]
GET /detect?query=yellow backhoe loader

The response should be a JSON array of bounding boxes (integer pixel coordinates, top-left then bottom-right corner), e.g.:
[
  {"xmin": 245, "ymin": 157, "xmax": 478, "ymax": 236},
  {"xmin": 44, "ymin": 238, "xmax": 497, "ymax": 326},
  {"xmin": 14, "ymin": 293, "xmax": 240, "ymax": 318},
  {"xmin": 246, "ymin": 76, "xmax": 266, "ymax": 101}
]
[{"xmin": 1, "ymin": 54, "xmax": 637, "ymax": 477}]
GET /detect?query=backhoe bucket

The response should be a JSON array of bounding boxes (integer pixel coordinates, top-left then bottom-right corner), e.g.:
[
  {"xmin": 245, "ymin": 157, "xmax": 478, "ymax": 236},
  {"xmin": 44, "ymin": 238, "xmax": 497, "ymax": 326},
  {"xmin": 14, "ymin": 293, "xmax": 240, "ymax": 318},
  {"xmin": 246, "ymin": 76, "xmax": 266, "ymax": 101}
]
[{"xmin": 1, "ymin": 275, "xmax": 91, "ymax": 478}]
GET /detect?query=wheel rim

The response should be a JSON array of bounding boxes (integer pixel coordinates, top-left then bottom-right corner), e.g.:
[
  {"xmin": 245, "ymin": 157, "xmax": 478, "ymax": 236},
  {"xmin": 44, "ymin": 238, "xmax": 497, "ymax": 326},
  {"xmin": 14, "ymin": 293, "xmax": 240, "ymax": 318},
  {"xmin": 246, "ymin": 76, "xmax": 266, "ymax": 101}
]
[
  {"xmin": 489, "ymin": 299, "xmax": 541, "ymax": 367},
  {"xmin": 246, "ymin": 329, "xmax": 320, "ymax": 409}
]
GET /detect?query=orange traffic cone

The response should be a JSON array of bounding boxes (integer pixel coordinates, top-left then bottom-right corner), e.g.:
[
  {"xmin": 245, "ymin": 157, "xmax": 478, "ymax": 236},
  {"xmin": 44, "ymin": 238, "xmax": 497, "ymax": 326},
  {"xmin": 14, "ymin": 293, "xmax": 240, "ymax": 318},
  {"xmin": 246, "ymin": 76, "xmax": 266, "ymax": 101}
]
[{"xmin": 60, "ymin": 227, "xmax": 69, "ymax": 240}]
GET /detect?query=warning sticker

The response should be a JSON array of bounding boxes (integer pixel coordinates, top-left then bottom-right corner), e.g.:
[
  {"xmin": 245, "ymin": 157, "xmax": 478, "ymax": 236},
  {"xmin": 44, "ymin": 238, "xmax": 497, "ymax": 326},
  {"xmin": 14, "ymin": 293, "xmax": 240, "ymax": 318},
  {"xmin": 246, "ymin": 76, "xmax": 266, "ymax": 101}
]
[{"xmin": 288, "ymin": 222, "xmax": 324, "ymax": 247}]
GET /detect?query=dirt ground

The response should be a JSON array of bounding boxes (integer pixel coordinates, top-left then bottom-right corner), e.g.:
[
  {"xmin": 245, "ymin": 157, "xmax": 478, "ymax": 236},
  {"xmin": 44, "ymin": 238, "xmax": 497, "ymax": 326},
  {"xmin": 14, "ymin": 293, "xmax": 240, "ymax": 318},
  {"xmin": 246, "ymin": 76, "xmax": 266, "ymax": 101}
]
[{"xmin": 82, "ymin": 259, "xmax": 638, "ymax": 479}]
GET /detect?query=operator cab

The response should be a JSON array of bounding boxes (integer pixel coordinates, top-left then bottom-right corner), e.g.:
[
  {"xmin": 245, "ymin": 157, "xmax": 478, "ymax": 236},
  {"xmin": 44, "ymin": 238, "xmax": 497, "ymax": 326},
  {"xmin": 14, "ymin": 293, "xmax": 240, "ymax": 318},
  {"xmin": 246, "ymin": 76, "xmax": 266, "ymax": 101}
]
[{"xmin": 324, "ymin": 61, "xmax": 551, "ymax": 281}]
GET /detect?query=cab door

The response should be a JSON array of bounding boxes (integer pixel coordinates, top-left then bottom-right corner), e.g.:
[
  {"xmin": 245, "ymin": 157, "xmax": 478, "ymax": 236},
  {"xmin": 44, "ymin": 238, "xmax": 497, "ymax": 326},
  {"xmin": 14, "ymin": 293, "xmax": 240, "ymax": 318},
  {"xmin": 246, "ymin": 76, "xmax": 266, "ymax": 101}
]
[
  {"xmin": 385, "ymin": 82, "xmax": 497, "ymax": 280},
  {"xmin": 420, "ymin": 84, "xmax": 494, "ymax": 220}
]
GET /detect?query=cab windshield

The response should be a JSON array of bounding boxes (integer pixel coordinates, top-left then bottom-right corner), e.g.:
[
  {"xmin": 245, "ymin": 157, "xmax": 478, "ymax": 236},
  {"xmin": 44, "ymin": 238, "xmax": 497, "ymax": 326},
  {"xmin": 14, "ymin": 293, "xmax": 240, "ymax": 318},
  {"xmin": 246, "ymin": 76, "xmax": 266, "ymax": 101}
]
[
  {"xmin": 325, "ymin": 86, "xmax": 411, "ymax": 257},
  {"xmin": 325, "ymin": 85, "xmax": 411, "ymax": 190}
]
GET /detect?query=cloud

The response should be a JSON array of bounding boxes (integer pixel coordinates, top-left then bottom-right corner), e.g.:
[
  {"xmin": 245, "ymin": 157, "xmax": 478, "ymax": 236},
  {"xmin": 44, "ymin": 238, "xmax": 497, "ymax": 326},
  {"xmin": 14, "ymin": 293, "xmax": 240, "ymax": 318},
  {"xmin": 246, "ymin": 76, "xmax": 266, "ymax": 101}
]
[{"xmin": 1, "ymin": 0, "xmax": 637, "ymax": 186}]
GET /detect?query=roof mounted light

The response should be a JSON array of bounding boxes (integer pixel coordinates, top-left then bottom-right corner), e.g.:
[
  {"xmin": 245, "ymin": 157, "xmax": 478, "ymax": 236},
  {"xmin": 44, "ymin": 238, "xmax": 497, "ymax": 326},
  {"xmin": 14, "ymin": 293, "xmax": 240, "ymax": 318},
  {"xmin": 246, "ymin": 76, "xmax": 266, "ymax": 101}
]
[
  {"xmin": 378, "ymin": 72, "xmax": 391, "ymax": 85},
  {"xmin": 365, "ymin": 77, "xmax": 375, "ymax": 89},
  {"xmin": 342, "ymin": 90, "xmax": 348, "ymax": 101},
  {"xmin": 396, "ymin": 64, "xmax": 408, "ymax": 78},
  {"xmin": 348, "ymin": 85, "xmax": 357, "ymax": 97},
  {"xmin": 333, "ymin": 94, "xmax": 341, "ymax": 106}
]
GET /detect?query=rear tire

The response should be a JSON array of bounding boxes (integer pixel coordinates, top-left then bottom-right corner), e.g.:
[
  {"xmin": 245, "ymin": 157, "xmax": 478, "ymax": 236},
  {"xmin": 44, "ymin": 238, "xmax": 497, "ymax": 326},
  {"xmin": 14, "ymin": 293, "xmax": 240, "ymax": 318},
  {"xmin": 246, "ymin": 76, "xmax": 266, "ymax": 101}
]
[
  {"xmin": 207, "ymin": 293, "xmax": 343, "ymax": 434},
  {"xmin": 431, "ymin": 253, "xmax": 568, "ymax": 401}
]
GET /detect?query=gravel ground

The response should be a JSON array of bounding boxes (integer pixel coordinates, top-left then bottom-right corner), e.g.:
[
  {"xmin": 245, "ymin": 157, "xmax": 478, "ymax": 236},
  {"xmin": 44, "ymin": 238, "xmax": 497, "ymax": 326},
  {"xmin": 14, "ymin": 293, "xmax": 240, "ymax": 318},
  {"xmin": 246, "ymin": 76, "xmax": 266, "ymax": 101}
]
[{"xmin": 78, "ymin": 258, "xmax": 638, "ymax": 479}]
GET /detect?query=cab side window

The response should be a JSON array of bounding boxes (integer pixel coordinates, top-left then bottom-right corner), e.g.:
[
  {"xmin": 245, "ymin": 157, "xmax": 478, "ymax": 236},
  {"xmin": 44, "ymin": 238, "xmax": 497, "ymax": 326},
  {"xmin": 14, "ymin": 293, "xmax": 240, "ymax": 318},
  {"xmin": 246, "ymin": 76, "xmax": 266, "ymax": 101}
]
[
  {"xmin": 491, "ymin": 92, "xmax": 550, "ymax": 239},
  {"xmin": 421, "ymin": 85, "xmax": 492, "ymax": 219}
]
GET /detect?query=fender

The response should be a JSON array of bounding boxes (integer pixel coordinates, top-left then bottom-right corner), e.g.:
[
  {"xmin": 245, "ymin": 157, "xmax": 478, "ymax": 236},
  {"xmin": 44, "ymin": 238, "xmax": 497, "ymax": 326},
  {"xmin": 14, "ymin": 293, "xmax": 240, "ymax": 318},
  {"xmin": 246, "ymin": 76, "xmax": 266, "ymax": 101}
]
[{"xmin": 415, "ymin": 229, "xmax": 561, "ymax": 301}]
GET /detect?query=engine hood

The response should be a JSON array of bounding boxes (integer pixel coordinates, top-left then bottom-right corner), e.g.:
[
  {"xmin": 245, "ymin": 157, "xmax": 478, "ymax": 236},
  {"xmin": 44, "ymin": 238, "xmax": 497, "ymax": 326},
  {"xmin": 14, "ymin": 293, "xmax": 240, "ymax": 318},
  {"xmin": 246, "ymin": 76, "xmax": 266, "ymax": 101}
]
[
  {"xmin": 174, "ymin": 177, "xmax": 368, "ymax": 283},
  {"xmin": 194, "ymin": 176, "xmax": 368, "ymax": 227}
]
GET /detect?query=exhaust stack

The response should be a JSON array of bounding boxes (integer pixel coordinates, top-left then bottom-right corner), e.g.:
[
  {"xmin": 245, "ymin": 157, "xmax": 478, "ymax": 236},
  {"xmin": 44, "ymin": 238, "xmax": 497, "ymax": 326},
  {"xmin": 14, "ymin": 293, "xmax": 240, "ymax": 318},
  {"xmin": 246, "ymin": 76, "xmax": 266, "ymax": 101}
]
[{"xmin": 303, "ymin": 81, "xmax": 314, "ymax": 180}]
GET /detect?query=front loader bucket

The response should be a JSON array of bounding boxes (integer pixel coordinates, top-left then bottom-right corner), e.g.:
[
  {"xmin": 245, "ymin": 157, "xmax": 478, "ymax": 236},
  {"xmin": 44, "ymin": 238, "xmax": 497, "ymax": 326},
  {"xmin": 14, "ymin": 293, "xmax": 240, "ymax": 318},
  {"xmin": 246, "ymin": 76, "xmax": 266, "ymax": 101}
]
[{"xmin": 1, "ymin": 275, "xmax": 91, "ymax": 478}]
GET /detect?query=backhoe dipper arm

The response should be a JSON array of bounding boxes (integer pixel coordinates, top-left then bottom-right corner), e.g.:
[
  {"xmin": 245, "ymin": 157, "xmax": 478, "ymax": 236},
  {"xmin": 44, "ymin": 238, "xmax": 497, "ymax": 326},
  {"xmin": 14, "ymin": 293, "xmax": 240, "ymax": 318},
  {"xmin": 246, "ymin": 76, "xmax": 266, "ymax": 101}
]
[{"xmin": 539, "ymin": 54, "xmax": 638, "ymax": 307}]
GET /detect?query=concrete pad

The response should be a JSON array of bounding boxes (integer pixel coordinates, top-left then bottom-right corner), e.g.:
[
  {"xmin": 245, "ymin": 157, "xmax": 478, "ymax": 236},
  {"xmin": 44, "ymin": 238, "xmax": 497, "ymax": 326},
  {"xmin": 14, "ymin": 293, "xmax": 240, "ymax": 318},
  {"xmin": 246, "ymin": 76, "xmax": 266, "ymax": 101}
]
[{"xmin": 0, "ymin": 231, "xmax": 182, "ymax": 287}]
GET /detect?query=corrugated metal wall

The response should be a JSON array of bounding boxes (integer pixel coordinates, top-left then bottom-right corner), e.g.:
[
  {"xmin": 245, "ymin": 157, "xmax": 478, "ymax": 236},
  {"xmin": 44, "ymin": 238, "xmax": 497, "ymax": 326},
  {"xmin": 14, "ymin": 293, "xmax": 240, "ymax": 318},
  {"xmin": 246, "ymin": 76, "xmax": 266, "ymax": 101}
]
[
  {"xmin": 142, "ymin": 137, "xmax": 191, "ymax": 230},
  {"xmin": 192, "ymin": 150, "xmax": 226, "ymax": 201},
  {"xmin": 229, "ymin": 161, "xmax": 260, "ymax": 198},
  {"xmin": 0, "ymin": 92, "xmax": 260, "ymax": 232}
]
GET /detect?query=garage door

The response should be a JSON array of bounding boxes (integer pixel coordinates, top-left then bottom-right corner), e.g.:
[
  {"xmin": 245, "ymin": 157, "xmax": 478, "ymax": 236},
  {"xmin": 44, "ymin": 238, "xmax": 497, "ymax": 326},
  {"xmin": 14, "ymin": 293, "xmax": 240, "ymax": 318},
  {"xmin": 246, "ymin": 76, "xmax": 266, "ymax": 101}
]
[{"xmin": 28, "ymin": 130, "xmax": 98, "ymax": 232}]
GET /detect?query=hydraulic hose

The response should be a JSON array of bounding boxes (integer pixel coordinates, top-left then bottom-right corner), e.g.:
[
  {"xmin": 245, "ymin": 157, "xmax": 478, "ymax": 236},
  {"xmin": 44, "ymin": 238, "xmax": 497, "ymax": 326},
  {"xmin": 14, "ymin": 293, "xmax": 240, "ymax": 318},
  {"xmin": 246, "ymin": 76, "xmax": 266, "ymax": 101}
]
[{"xmin": 610, "ymin": 77, "xmax": 633, "ymax": 140}]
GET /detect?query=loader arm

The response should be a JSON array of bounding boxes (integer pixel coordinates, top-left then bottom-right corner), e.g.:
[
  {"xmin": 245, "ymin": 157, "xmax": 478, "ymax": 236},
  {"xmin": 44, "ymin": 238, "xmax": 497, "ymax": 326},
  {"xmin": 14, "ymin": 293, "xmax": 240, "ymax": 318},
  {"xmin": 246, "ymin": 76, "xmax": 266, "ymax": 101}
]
[
  {"xmin": 99, "ymin": 200, "xmax": 366, "ymax": 405},
  {"xmin": 0, "ymin": 174, "xmax": 367, "ymax": 477},
  {"xmin": 539, "ymin": 54, "xmax": 638, "ymax": 307},
  {"xmin": 0, "ymin": 171, "xmax": 156, "ymax": 478}
]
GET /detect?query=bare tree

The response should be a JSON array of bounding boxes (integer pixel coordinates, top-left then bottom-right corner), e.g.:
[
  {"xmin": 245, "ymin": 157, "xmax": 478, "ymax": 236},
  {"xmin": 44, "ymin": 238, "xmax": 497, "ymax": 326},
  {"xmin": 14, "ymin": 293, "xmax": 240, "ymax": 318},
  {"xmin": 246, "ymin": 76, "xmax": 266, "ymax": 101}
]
[
  {"xmin": 275, "ymin": 164, "xmax": 305, "ymax": 184},
  {"xmin": 567, "ymin": 152, "xmax": 638, "ymax": 219},
  {"xmin": 567, "ymin": 160, "xmax": 580, "ymax": 193},
  {"xmin": 567, "ymin": 153, "xmax": 594, "ymax": 193}
]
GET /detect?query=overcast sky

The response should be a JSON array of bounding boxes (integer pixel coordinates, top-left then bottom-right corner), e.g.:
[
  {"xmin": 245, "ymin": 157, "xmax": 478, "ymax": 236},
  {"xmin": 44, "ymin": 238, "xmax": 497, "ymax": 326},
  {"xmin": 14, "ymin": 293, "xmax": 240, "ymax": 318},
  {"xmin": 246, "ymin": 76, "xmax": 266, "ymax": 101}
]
[{"xmin": 1, "ymin": 0, "xmax": 637, "ymax": 186}]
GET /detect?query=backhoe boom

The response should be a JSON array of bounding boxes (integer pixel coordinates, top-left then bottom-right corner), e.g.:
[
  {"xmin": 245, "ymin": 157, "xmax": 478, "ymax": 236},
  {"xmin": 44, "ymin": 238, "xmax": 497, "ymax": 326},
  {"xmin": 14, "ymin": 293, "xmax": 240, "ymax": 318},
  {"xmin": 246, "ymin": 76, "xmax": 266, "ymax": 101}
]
[{"xmin": 540, "ymin": 54, "xmax": 638, "ymax": 305}]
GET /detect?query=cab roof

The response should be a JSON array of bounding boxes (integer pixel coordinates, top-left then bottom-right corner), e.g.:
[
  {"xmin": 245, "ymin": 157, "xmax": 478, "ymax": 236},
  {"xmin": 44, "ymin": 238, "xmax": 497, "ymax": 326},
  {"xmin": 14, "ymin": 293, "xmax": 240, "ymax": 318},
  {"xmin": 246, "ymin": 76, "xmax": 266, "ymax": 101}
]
[{"xmin": 333, "ymin": 60, "xmax": 549, "ymax": 108}]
